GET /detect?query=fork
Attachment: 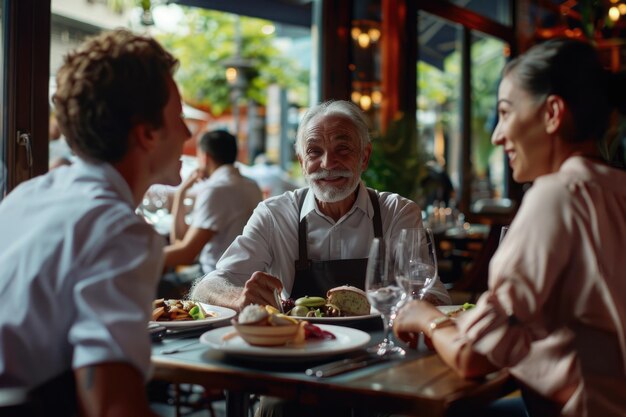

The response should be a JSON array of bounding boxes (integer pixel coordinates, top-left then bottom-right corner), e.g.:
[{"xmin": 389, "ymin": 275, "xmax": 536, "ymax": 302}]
[
  {"xmin": 159, "ymin": 340, "xmax": 200, "ymax": 355},
  {"xmin": 273, "ymin": 288, "xmax": 284, "ymax": 313}
]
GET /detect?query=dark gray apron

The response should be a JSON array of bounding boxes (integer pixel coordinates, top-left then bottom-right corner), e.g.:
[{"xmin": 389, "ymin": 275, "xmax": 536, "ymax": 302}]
[{"xmin": 291, "ymin": 187, "xmax": 382, "ymax": 299}]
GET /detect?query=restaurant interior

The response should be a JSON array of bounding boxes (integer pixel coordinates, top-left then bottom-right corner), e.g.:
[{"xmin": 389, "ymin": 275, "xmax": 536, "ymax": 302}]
[{"xmin": 1, "ymin": 0, "xmax": 626, "ymax": 416}]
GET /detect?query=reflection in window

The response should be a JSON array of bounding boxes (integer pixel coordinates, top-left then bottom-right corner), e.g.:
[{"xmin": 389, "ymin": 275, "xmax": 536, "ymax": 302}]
[{"xmin": 470, "ymin": 32, "xmax": 508, "ymax": 208}]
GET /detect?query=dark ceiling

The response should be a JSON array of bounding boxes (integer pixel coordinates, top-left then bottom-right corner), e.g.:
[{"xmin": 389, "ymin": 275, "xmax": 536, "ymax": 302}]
[{"xmin": 172, "ymin": 0, "xmax": 313, "ymax": 27}]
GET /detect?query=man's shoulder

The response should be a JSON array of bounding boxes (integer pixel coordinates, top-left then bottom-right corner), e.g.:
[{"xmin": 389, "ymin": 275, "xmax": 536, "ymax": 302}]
[{"xmin": 371, "ymin": 188, "xmax": 420, "ymax": 211}]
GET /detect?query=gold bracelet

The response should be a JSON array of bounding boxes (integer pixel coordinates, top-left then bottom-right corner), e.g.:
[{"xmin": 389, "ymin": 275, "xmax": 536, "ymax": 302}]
[{"xmin": 428, "ymin": 316, "xmax": 455, "ymax": 338}]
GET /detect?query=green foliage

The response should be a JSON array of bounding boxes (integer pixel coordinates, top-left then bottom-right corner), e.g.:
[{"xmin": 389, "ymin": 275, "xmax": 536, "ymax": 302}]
[
  {"xmin": 363, "ymin": 114, "xmax": 428, "ymax": 201},
  {"xmin": 156, "ymin": 8, "xmax": 309, "ymax": 115}
]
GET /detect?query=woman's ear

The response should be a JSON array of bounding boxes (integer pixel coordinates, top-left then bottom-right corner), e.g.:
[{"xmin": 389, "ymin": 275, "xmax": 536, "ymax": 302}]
[{"xmin": 544, "ymin": 95, "xmax": 566, "ymax": 135}]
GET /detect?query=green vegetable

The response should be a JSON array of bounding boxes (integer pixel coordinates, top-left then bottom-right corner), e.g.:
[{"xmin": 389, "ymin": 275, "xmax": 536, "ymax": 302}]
[
  {"xmin": 189, "ymin": 304, "xmax": 205, "ymax": 320},
  {"xmin": 290, "ymin": 305, "xmax": 310, "ymax": 317},
  {"xmin": 462, "ymin": 302, "xmax": 476, "ymax": 311},
  {"xmin": 295, "ymin": 296, "xmax": 326, "ymax": 308}
]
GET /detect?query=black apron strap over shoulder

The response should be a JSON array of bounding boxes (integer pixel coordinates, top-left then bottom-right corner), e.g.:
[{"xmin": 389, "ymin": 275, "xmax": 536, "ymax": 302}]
[
  {"xmin": 291, "ymin": 186, "xmax": 384, "ymax": 298},
  {"xmin": 296, "ymin": 187, "xmax": 382, "ymax": 270},
  {"xmin": 366, "ymin": 187, "xmax": 383, "ymax": 238},
  {"xmin": 296, "ymin": 188, "xmax": 311, "ymax": 270}
]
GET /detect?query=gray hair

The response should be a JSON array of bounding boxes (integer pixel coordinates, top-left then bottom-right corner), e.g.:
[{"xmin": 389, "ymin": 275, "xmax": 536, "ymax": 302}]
[{"xmin": 295, "ymin": 100, "xmax": 371, "ymax": 157}]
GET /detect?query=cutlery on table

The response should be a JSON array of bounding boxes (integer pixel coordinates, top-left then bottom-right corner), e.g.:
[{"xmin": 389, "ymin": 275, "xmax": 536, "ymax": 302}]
[{"xmin": 305, "ymin": 354, "xmax": 388, "ymax": 378}]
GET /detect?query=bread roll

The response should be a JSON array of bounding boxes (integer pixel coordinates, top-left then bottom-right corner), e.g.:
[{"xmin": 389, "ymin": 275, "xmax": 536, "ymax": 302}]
[{"xmin": 326, "ymin": 285, "xmax": 370, "ymax": 316}]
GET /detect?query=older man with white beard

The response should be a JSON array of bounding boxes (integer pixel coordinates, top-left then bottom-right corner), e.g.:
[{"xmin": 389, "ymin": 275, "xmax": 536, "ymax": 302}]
[{"xmin": 191, "ymin": 100, "xmax": 450, "ymax": 311}]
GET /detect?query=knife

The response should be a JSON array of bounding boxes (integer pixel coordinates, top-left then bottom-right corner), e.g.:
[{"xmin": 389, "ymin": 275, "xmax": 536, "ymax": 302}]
[{"xmin": 305, "ymin": 354, "xmax": 387, "ymax": 378}]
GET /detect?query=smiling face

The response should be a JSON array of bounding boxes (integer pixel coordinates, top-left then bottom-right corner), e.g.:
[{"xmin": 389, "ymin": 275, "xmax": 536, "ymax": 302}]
[
  {"xmin": 150, "ymin": 77, "xmax": 192, "ymax": 186},
  {"xmin": 298, "ymin": 114, "xmax": 371, "ymax": 203},
  {"xmin": 491, "ymin": 75, "xmax": 554, "ymax": 183}
]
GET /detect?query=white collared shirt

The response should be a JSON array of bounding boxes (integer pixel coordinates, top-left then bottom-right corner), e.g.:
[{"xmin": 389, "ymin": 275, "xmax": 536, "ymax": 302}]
[
  {"xmin": 0, "ymin": 159, "xmax": 163, "ymax": 389},
  {"xmin": 205, "ymin": 182, "xmax": 450, "ymax": 302},
  {"xmin": 191, "ymin": 164, "xmax": 263, "ymax": 273}
]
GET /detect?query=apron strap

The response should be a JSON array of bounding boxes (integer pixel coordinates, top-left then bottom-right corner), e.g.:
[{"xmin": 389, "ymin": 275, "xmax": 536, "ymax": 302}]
[
  {"xmin": 296, "ymin": 187, "xmax": 383, "ymax": 271},
  {"xmin": 296, "ymin": 189, "xmax": 311, "ymax": 270},
  {"xmin": 367, "ymin": 188, "xmax": 383, "ymax": 238}
]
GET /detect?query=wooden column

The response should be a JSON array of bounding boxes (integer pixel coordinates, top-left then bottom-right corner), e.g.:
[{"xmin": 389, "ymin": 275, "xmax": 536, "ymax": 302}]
[{"xmin": 380, "ymin": 0, "xmax": 416, "ymax": 133}]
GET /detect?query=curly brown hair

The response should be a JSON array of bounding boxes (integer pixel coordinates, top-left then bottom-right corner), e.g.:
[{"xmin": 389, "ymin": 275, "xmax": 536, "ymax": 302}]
[{"xmin": 53, "ymin": 29, "xmax": 179, "ymax": 163}]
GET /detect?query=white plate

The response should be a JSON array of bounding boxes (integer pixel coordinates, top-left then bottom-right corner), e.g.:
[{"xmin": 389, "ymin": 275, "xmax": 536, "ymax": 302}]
[
  {"xmin": 200, "ymin": 324, "xmax": 371, "ymax": 358},
  {"xmin": 289, "ymin": 307, "xmax": 381, "ymax": 323},
  {"xmin": 150, "ymin": 303, "xmax": 236, "ymax": 329}
]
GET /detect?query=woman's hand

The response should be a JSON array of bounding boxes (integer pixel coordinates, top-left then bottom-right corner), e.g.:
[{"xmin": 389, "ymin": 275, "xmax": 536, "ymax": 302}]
[{"xmin": 394, "ymin": 300, "xmax": 443, "ymax": 349}]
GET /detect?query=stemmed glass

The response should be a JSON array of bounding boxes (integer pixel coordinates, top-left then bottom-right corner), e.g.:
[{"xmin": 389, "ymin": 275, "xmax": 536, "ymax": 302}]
[
  {"xmin": 394, "ymin": 227, "xmax": 438, "ymax": 301},
  {"xmin": 365, "ymin": 238, "xmax": 407, "ymax": 357}
]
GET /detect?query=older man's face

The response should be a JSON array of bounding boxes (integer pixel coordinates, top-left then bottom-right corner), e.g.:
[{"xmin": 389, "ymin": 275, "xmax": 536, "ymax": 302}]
[{"xmin": 298, "ymin": 114, "xmax": 371, "ymax": 203}]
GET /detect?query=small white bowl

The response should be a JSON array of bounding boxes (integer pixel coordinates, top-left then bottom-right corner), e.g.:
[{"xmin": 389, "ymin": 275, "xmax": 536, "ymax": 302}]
[{"xmin": 231, "ymin": 319, "xmax": 300, "ymax": 346}]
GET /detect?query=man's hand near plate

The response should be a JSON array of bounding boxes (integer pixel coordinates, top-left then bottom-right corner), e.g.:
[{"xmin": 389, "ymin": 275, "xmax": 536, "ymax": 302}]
[{"xmin": 235, "ymin": 271, "xmax": 283, "ymax": 312}]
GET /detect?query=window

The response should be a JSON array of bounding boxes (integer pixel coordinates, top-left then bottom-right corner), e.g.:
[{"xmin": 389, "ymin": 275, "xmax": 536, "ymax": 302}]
[{"xmin": 0, "ymin": 2, "xmax": 5, "ymax": 200}]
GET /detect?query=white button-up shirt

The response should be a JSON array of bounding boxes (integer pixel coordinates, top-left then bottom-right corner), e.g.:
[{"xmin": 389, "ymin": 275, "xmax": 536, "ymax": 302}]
[
  {"xmin": 0, "ymin": 159, "xmax": 163, "ymax": 389},
  {"xmin": 204, "ymin": 182, "xmax": 450, "ymax": 302},
  {"xmin": 191, "ymin": 165, "xmax": 262, "ymax": 273}
]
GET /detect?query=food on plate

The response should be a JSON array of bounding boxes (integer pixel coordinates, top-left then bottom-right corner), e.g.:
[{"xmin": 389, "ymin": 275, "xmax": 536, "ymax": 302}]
[
  {"xmin": 286, "ymin": 285, "xmax": 372, "ymax": 318},
  {"xmin": 326, "ymin": 285, "xmax": 370, "ymax": 316},
  {"xmin": 151, "ymin": 299, "xmax": 217, "ymax": 322},
  {"xmin": 238, "ymin": 304, "xmax": 270, "ymax": 325},
  {"xmin": 445, "ymin": 302, "xmax": 476, "ymax": 318},
  {"xmin": 295, "ymin": 296, "xmax": 326, "ymax": 308},
  {"xmin": 232, "ymin": 304, "xmax": 335, "ymax": 346}
]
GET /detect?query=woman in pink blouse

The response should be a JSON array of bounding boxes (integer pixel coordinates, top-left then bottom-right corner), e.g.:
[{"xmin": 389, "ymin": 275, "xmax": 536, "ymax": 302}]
[{"xmin": 394, "ymin": 38, "xmax": 626, "ymax": 417}]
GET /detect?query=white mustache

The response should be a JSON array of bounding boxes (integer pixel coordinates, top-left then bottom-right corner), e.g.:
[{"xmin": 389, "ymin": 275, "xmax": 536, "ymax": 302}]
[{"xmin": 308, "ymin": 169, "xmax": 354, "ymax": 181}]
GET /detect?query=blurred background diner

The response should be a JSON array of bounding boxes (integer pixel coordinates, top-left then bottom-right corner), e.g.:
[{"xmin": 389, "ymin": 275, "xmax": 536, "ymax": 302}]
[{"xmin": 2, "ymin": 0, "xmax": 626, "ymax": 415}]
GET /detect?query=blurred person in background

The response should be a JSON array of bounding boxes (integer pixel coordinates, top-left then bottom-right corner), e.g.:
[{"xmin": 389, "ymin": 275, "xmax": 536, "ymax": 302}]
[
  {"xmin": 161, "ymin": 129, "xmax": 262, "ymax": 297},
  {"xmin": 394, "ymin": 38, "xmax": 626, "ymax": 417},
  {"xmin": 0, "ymin": 29, "xmax": 189, "ymax": 417},
  {"xmin": 238, "ymin": 153, "xmax": 298, "ymax": 198}
]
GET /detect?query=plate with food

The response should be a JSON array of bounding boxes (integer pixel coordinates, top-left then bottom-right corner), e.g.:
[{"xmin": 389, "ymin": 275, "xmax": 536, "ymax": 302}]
[
  {"xmin": 437, "ymin": 303, "xmax": 476, "ymax": 318},
  {"xmin": 200, "ymin": 305, "xmax": 370, "ymax": 358},
  {"xmin": 150, "ymin": 298, "xmax": 236, "ymax": 328},
  {"xmin": 281, "ymin": 286, "xmax": 381, "ymax": 323}
]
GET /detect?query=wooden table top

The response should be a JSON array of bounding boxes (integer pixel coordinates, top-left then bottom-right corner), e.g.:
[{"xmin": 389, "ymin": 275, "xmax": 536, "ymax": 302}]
[{"xmin": 151, "ymin": 319, "xmax": 513, "ymax": 417}]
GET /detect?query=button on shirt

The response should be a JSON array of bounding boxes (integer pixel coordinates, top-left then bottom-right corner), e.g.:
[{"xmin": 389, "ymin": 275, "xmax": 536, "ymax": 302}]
[
  {"xmin": 205, "ymin": 182, "xmax": 450, "ymax": 302},
  {"xmin": 191, "ymin": 165, "xmax": 263, "ymax": 273},
  {"xmin": 0, "ymin": 159, "xmax": 163, "ymax": 389}
]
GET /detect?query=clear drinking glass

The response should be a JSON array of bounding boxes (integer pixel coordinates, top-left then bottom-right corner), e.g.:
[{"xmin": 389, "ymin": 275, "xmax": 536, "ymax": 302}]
[
  {"xmin": 365, "ymin": 238, "xmax": 407, "ymax": 357},
  {"xmin": 394, "ymin": 228, "xmax": 438, "ymax": 301},
  {"xmin": 499, "ymin": 225, "xmax": 509, "ymax": 244}
]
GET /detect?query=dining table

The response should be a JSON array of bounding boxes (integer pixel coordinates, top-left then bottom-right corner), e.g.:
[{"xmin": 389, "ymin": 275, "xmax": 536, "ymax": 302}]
[{"xmin": 150, "ymin": 316, "xmax": 515, "ymax": 417}]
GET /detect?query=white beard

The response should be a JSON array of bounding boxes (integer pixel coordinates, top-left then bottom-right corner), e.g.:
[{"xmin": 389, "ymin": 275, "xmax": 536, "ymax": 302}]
[{"xmin": 305, "ymin": 168, "xmax": 361, "ymax": 203}]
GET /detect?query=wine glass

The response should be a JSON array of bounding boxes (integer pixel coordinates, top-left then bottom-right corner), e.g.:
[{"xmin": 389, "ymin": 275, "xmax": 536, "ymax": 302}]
[
  {"xmin": 365, "ymin": 238, "xmax": 407, "ymax": 357},
  {"xmin": 394, "ymin": 227, "xmax": 438, "ymax": 301}
]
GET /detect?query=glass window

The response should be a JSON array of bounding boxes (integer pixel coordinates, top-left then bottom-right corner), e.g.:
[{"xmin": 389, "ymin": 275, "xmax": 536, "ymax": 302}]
[
  {"xmin": 0, "ymin": 2, "xmax": 5, "ymax": 200},
  {"xmin": 450, "ymin": 0, "xmax": 511, "ymax": 26},
  {"xmin": 469, "ymin": 32, "xmax": 508, "ymax": 208},
  {"xmin": 416, "ymin": 12, "xmax": 461, "ymax": 210}
]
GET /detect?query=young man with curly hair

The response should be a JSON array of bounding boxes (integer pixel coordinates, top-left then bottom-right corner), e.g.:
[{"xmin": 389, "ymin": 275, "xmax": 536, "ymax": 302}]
[{"xmin": 0, "ymin": 29, "xmax": 190, "ymax": 417}]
